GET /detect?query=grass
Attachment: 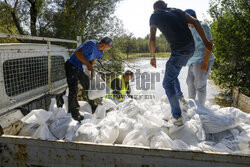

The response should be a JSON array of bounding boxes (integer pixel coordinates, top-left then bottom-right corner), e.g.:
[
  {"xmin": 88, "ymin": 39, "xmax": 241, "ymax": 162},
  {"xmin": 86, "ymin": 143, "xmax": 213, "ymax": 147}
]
[{"xmin": 120, "ymin": 52, "xmax": 170, "ymax": 59}]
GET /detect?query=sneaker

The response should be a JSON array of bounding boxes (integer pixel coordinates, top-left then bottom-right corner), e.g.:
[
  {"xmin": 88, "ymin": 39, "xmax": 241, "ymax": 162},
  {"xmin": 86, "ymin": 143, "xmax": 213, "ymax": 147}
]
[
  {"xmin": 171, "ymin": 117, "xmax": 183, "ymax": 126},
  {"xmin": 179, "ymin": 97, "xmax": 188, "ymax": 112}
]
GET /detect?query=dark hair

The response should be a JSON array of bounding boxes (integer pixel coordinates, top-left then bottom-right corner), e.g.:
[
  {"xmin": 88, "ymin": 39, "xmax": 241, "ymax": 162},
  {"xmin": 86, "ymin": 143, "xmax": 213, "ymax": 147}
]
[
  {"xmin": 185, "ymin": 9, "xmax": 197, "ymax": 18},
  {"xmin": 124, "ymin": 70, "xmax": 134, "ymax": 76},
  {"xmin": 100, "ymin": 37, "xmax": 113, "ymax": 46},
  {"xmin": 153, "ymin": 0, "xmax": 166, "ymax": 10}
]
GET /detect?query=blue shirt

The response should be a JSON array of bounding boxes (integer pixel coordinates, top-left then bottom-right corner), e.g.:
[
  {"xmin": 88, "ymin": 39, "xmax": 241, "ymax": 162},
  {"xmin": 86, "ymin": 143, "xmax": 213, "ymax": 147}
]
[
  {"xmin": 186, "ymin": 22, "xmax": 215, "ymax": 66},
  {"xmin": 68, "ymin": 40, "xmax": 104, "ymax": 71},
  {"xmin": 150, "ymin": 7, "xmax": 194, "ymax": 51}
]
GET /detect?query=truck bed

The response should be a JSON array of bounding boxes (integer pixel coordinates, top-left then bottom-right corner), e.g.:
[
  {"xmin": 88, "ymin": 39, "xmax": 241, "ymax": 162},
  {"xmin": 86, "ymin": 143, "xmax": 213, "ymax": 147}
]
[{"xmin": 1, "ymin": 134, "xmax": 250, "ymax": 167}]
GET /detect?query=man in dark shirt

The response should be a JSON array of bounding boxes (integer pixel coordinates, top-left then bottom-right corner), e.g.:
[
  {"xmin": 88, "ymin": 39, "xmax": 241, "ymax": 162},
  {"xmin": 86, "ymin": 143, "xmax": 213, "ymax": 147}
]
[{"xmin": 149, "ymin": 1, "xmax": 213, "ymax": 126}]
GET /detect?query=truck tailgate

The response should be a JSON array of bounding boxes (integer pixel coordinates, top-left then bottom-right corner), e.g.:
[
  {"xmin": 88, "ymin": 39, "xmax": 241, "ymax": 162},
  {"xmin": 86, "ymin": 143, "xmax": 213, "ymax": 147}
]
[{"xmin": 1, "ymin": 135, "xmax": 250, "ymax": 167}]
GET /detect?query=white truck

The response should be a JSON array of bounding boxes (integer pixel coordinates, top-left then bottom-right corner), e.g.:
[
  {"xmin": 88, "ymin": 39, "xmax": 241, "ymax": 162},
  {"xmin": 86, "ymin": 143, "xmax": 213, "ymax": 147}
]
[{"xmin": 0, "ymin": 33, "xmax": 249, "ymax": 167}]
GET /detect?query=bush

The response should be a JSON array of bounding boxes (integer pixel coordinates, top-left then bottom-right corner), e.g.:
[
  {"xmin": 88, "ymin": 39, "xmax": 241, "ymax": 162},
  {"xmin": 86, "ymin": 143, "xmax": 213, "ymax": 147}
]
[{"xmin": 209, "ymin": 0, "xmax": 250, "ymax": 96}]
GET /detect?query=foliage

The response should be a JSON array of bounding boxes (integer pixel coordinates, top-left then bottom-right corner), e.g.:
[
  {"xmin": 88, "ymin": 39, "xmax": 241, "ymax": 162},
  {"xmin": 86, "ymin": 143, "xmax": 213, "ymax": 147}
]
[
  {"xmin": 0, "ymin": 1, "xmax": 18, "ymax": 42},
  {"xmin": 0, "ymin": 0, "xmax": 123, "ymax": 39},
  {"xmin": 209, "ymin": 0, "xmax": 250, "ymax": 96}
]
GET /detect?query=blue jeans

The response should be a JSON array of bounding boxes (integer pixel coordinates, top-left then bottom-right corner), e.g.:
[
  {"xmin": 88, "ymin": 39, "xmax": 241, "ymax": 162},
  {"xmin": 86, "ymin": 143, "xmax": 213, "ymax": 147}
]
[{"xmin": 163, "ymin": 43, "xmax": 195, "ymax": 119}]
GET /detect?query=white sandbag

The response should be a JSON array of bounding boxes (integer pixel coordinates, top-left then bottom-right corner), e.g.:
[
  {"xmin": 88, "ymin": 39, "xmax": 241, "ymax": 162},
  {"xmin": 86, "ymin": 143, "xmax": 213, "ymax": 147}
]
[
  {"xmin": 173, "ymin": 139, "xmax": 189, "ymax": 150},
  {"xmin": 168, "ymin": 118, "xmax": 201, "ymax": 146},
  {"xmin": 49, "ymin": 117, "xmax": 77, "ymax": 140},
  {"xmin": 160, "ymin": 103, "xmax": 172, "ymax": 121},
  {"xmin": 79, "ymin": 101, "xmax": 92, "ymax": 114},
  {"xmin": 210, "ymin": 105, "xmax": 221, "ymax": 111},
  {"xmin": 49, "ymin": 98, "xmax": 57, "ymax": 112},
  {"xmin": 122, "ymin": 130, "xmax": 149, "ymax": 146},
  {"xmin": 73, "ymin": 123, "xmax": 99, "ymax": 142},
  {"xmin": 94, "ymin": 105, "xmax": 106, "ymax": 119},
  {"xmin": 88, "ymin": 71, "xmax": 110, "ymax": 100},
  {"xmin": 198, "ymin": 141, "xmax": 233, "ymax": 153},
  {"xmin": 21, "ymin": 109, "xmax": 52, "ymax": 124},
  {"xmin": 49, "ymin": 107, "xmax": 68, "ymax": 121},
  {"xmin": 206, "ymin": 130, "xmax": 234, "ymax": 142},
  {"xmin": 96, "ymin": 123, "xmax": 119, "ymax": 144},
  {"xmin": 94, "ymin": 98, "xmax": 117, "ymax": 119},
  {"xmin": 117, "ymin": 99, "xmax": 140, "ymax": 118},
  {"xmin": 116, "ymin": 117, "xmax": 136, "ymax": 144},
  {"xmin": 102, "ymin": 98, "xmax": 117, "ymax": 110},
  {"xmin": 150, "ymin": 130, "xmax": 175, "ymax": 149},
  {"xmin": 79, "ymin": 111, "xmax": 99, "ymax": 125},
  {"xmin": 21, "ymin": 109, "xmax": 55, "ymax": 140},
  {"xmin": 32, "ymin": 124, "xmax": 56, "ymax": 140},
  {"xmin": 200, "ymin": 107, "xmax": 250, "ymax": 133},
  {"xmin": 63, "ymin": 95, "xmax": 69, "ymax": 113},
  {"xmin": 65, "ymin": 120, "xmax": 81, "ymax": 141},
  {"xmin": 18, "ymin": 123, "xmax": 40, "ymax": 137}
]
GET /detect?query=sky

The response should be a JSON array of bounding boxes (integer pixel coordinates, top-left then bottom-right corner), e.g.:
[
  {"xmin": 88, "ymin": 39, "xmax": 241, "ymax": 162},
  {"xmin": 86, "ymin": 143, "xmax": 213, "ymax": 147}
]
[{"xmin": 115, "ymin": 0, "xmax": 212, "ymax": 38}]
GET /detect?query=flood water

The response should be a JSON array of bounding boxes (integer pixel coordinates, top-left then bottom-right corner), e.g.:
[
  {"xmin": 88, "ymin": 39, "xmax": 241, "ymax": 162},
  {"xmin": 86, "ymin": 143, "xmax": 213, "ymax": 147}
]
[{"xmin": 125, "ymin": 57, "xmax": 221, "ymax": 106}]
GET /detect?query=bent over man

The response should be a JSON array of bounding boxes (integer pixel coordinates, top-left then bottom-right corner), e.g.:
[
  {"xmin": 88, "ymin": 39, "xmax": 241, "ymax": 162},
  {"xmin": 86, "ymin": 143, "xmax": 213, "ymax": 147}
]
[{"xmin": 65, "ymin": 37, "xmax": 113, "ymax": 122}]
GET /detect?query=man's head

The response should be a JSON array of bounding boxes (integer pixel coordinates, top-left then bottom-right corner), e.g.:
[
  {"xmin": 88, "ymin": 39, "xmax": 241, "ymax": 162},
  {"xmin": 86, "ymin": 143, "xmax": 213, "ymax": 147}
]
[
  {"xmin": 123, "ymin": 70, "xmax": 134, "ymax": 82},
  {"xmin": 185, "ymin": 9, "xmax": 197, "ymax": 18},
  {"xmin": 153, "ymin": 0, "xmax": 167, "ymax": 11},
  {"xmin": 98, "ymin": 37, "xmax": 113, "ymax": 51}
]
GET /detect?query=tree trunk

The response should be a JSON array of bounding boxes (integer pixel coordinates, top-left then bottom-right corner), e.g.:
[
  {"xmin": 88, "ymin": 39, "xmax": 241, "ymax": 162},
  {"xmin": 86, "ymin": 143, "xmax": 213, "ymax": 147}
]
[{"xmin": 28, "ymin": 0, "xmax": 38, "ymax": 36}]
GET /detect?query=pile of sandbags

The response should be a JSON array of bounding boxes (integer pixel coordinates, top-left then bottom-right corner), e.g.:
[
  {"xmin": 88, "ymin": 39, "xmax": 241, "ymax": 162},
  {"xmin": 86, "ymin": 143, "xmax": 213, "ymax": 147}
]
[{"xmin": 18, "ymin": 96, "xmax": 250, "ymax": 154}]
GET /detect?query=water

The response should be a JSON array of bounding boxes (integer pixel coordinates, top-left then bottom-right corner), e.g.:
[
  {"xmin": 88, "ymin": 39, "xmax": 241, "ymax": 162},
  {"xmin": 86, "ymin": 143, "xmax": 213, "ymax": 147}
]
[{"xmin": 125, "ymin": 57, "xmax": 221, "ymax": 106}]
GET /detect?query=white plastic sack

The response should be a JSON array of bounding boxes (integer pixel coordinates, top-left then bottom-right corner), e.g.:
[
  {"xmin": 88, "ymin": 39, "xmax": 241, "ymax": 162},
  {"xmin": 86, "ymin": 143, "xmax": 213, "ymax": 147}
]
[
  {"xmin": 150, "ymin": 130, "xmax": 175, "ymax": 149},
  {"xmin": 21, "ymin": 109, "xmax": 52, "ymax": 124},
  {"xmin": 88, "ymin": 71, "xmax": 110, "ymax": 100},
  {"xmin": 62, "ymin": 95, "xmax": 68, "ymax": 113},
  {"xmin": 116, "ymin": 117, "xmax": 136, "ymax": 144},
  {"xmin": 94, "ymin": 105, "xmax": 106, "ymax": 119},
  {"xmin": 200, "ymin": 107, "xmax": 250, "ymax": 133},
  {"xmin": 168, "ymin": 118, "xmax": 201, "ymax": 146},
  {"xmin": 73, "ymin": 123, "xmax": 99, "ymax": 142},
  {"xmin": 117, "ymin": 99, "xmax": 140, "ymax": 118},
  {"xmin": 18, "ymin": 123, "xmax": 40, "ymax": 137},
  {"xmin": 96, "ymin": 123, "xmax": 119, "ymax": 144},
  {"xmin": 49, "ymin": 117, "xmax": 77, "ymax": 139},
  {"xmin": 79, "ymin": 101, "xmax": 92, "ymax": 114},
  {"xmin": 122, "ymin": 130, "xmax": 149, "ymax": 146},
  {"xmin": 21, "ymin": 109, "xmax": 55, "ymax": 140}
]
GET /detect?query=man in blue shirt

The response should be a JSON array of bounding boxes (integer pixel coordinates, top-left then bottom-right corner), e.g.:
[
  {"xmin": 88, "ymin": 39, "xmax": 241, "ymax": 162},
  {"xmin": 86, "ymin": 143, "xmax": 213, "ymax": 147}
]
[
  {"xmin": 149, "ymin": 1, "xmax": 213, "ymax": 126},
  {"xmin": 185, "ymin": 9, "xmax": 215, "ymax": 107},
  {"xmin": 65, "ymin": 37, "xmax": 113, "ymax": 122}
]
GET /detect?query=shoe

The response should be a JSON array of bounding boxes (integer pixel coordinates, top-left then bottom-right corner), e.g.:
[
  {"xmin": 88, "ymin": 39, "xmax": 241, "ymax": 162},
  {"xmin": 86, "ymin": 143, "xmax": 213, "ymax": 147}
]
[
  {"xmin": 179, "ymin": 97, "xmax": 188, "ymax": 112},
  {"xmin": 171, "ymin": 117, "xmax": 183, "ymax": 126},
  {"xmin": 72, "ymin": 114, "xmax": 84, "ymax": 123}
]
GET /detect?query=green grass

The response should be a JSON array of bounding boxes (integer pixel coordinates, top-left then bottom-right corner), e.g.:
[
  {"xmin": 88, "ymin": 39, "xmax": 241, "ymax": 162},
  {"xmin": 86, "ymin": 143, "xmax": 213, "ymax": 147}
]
[{"xmin": 120, "ymin": 52, "xmax": 170, "ymax": 59}]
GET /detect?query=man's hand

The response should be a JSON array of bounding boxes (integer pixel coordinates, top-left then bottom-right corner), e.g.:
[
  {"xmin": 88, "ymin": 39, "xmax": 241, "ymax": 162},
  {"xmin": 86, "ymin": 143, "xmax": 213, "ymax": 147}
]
[
  {"xmin": 150, "ymin": 58, "xmax": 157, "ymax": 68},
  {"xmin": 204, "ymin": 40, "xmax": 214, "ymax": 51},
  {"xmin": 87, "ymin": 64, "xmax": 94, "ymax": 72},
  {"xmin": 200, "ymin": 61, "xmax": 208, "ymax": 72}
]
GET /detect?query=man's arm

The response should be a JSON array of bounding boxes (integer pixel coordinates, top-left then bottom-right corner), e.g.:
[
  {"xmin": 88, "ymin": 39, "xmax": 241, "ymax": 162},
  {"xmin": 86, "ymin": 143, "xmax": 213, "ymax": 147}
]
[
  {"xmin": 90, "ymin": 58, "xmax": 97, "ymax": 64},
  {"xmin": 149, "ymin": 25, "xmax": 157, "ymax": 68},
  {"xmin": 75, "ymin": 49, "xmax": 94, "ymax": 72},
  {"xmin": 185, "ymin": 13, "xmax": 214, "ymax": 51},
  {"xmin": 200, "ymin": 24, "xmax": 213, "ymax": 72}
]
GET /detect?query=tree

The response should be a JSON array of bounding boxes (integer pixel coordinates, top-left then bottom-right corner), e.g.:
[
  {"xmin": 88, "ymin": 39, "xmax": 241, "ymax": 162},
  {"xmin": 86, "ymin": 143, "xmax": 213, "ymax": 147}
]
[
  {"xmin": 118, "ymin": 33, "xmax": 137, "ymax": 58},
  {"xmin": 52, "ymin": 0, "xmax": 122, "ymax": 41},
  {"xmin": 0, "ymin": 0, "xmax": 122, "ymax": 39},
  {"xmin": 209, "ymin": 0, "xmax": 250, "ymax": 96}
]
